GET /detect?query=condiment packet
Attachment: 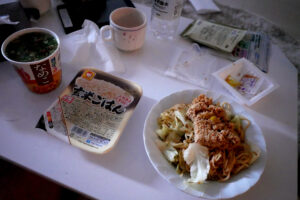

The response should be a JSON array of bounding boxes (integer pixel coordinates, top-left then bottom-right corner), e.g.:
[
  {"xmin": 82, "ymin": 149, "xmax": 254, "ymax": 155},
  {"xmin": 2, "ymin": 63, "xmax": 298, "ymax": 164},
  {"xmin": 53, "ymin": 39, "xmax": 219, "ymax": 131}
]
[
  {"xmin": 213, "ymin": 58, "xmax": 278, "ymax": 106},
  {"xmin": 36, "ymin": 68, "xmax": 142, "ymax": 154},
  {"xmin": 209, "ymin": 31, "xmax": 270, "ymax": 73},
  {"xmin": 181, "ymin": 20, "xmax": 247, "ymax": 53}
]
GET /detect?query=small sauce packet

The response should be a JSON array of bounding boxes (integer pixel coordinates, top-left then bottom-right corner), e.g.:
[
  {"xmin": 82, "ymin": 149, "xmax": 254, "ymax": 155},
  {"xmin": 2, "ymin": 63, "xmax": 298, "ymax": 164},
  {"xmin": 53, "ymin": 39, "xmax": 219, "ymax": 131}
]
[
  {"xmin": 225, "ymin": 73, "xmax": 263, "ymax": 96},
  {"xmin": 237, "ymin": 74, "xmax": 261, "ymax": 95},
  {"xmin": 37, "ymin": 68, "xmax": 142, "ymax": 154}
]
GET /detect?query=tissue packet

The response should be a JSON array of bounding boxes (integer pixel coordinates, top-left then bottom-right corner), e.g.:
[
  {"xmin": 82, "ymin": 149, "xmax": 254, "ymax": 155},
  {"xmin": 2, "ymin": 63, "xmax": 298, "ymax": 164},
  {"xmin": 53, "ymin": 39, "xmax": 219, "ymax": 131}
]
[
  {"xmin": 37, "ymin": 68, "xmax": 142, "ymax": 154},
  {"xmin": 181, "ymin": 20, "xmax": 247, "ymax": 53}
]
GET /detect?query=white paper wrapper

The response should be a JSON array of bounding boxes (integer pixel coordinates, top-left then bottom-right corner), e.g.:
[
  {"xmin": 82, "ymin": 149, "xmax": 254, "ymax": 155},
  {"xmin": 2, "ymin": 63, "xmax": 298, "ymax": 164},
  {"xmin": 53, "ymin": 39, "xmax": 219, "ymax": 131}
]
[
  {"xmin": 188, "ymin": 0, "xmax": 220, "ymax": 14},
  {"xmin": 143, "ymin": 89, "xmax": 267, "ymax": 199}
]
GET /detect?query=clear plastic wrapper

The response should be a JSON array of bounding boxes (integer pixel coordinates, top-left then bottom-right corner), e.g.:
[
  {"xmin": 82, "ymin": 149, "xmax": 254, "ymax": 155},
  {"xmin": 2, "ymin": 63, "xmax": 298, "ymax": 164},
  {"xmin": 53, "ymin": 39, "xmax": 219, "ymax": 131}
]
[
  {"xmin": 164, "ymin": 43, "xmax": 228, "ymax": 90},
  {"xmin": 181, "ymin": 20, "xmax": 270, "ymax": 73}
]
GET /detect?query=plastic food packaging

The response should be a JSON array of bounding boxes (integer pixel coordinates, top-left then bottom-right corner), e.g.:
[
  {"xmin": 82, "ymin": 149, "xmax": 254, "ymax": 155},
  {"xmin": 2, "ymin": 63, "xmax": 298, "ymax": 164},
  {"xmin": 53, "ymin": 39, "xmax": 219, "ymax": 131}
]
[
  {"xmin": 150, "ymin": 0, "xmax": 184, "ymax": 40},
  {"xmin": 1, "ymin": 27, "xmax": 61, "ymax": 94},
  {"xmin": 213, "ymin": 58, "xmax": 278, "ymax": 106},
  {"xmin": 36, "ymin": 68, "xmax": 142, "ymax": 154},
  {"xmin": 164, "ymin": 43, "xmax": 227, "ymax": 90}
]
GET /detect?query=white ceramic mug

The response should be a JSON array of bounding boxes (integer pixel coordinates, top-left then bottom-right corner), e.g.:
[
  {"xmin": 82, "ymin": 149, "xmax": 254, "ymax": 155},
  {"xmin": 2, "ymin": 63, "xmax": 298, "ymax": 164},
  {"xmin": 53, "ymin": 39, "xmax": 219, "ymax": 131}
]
[{"xmin": 100, "ymin": 7, "xmax": 147, "ymax": 51}]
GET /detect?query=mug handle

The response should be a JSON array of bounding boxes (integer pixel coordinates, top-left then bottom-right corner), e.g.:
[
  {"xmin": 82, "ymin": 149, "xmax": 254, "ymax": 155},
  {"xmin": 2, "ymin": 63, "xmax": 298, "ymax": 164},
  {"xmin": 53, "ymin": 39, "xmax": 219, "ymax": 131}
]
[{"xmin": 100, "ymin": 25, "xmax": 113, "ymax": 42}]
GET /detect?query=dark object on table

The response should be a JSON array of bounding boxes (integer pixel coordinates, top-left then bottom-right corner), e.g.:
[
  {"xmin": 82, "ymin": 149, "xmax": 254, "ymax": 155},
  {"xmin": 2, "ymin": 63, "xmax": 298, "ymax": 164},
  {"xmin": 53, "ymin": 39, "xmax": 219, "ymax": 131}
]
[
  {"xmin": 36, "ymin": 115, "xmax": 46, "ymax": 131},
  {"xmin": 23, "ymin": 8, "xmax": 40, "ymax": 20},
  {"xmin": 57, "ymin": 0, "xmax": 135, "ymax": 34},
  {"xmin": 0, "ymin": 2, "xmax": 30, "ymax": 62}
]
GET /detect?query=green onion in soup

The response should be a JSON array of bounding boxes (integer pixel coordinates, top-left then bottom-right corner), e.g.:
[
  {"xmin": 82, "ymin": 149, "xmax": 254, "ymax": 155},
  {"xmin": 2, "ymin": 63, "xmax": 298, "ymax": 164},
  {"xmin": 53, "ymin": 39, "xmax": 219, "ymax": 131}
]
[{"xmin": 5, "ymin": 32, "xmax": 58, "ymax": 62}]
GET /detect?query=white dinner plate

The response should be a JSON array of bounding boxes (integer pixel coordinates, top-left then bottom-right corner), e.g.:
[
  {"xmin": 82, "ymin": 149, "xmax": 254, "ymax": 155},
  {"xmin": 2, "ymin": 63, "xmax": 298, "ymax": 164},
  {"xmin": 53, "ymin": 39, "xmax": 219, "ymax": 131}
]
[{"xmin": 143, "ymin": 89, "xmax": 267, "ymax": 199}]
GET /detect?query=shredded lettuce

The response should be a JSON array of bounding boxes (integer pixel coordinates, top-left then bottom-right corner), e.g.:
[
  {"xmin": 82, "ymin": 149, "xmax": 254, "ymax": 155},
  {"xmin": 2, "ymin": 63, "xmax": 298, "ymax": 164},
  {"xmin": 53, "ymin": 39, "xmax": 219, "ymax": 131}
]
[
  {"xmin": 174, "ymin": 110, "xmax": 187, "ymax": 125},
  {"xmin": 156, "ymin": 124, "xmax": 169, "ymax": 140},
  {"xmin": 222, "ymin": 103, "xmax": 233, "ymax": 120},
  {"xmin": 156, "ymin": 104, "xmax": 190, "ymax": 141},
  {"xmin": 163, "ymin": 145, "xmax": 179, "ymax": 163},
  {"xmin": 156, "ymin": 139, "xmax": 178, "ymax": 163},
  {"xmin": 165, "ymin": 131, "xmax": 182, "ymax": 143},
  {"xmin": 231, "ymin": 115, "xmax": 242, "ymax": 132},
  {"xmin": 183, "ymin": 143, "xmax": 210, "ymax": 184},
  {"xmin": 156, "ymin": 125, "xmax": 184, "ymax": 142}
]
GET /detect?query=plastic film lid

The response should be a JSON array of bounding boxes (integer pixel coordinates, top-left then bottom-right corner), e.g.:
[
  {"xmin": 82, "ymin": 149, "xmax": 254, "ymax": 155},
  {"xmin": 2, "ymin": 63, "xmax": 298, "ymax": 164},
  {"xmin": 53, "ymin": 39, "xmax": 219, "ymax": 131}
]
[
  {"xmin": 213, "ymin": 58, "xmax": 279, "ymax": 106},
  {"xmin": 58, "ymin": 68, "xmax": 143, "ymax": 154}
]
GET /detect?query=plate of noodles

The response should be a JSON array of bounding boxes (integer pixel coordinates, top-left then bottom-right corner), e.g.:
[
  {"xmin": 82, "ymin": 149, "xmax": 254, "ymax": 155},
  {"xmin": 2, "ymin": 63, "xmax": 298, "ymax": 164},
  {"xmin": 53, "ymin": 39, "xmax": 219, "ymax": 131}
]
[{"xmin": 143, "ymin": 89, "xmax": 266, "ymax": 199}]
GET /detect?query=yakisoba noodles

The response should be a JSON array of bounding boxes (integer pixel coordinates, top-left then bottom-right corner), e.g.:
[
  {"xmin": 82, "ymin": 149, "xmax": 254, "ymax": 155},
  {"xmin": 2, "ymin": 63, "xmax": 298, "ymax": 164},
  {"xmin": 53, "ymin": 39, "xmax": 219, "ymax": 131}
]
[{"xmin": 156, "ymin": 94, "xmax": 260, "ymax": 183}]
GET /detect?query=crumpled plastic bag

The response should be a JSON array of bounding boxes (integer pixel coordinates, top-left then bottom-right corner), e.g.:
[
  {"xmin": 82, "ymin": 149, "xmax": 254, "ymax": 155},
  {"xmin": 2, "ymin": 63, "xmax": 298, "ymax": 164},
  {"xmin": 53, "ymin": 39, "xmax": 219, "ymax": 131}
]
[{"xmin": 60, "ymin": 20, "xmax": 125, "ymax": 74}]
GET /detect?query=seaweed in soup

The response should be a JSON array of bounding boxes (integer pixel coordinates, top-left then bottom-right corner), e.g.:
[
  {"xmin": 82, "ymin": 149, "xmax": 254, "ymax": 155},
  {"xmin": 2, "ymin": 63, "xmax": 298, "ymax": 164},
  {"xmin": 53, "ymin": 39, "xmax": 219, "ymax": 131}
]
[{"xmin": 5, "ymin": 32, "xmax": 58, "ymax": 62}]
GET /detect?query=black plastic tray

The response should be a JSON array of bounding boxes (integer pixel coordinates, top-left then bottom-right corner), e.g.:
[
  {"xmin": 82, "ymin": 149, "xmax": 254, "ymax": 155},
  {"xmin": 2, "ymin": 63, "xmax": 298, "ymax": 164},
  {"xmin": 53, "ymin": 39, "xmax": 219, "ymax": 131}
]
[{"xmin": 57, "ymin": 0, "xmax": 135, "ymax": 34}]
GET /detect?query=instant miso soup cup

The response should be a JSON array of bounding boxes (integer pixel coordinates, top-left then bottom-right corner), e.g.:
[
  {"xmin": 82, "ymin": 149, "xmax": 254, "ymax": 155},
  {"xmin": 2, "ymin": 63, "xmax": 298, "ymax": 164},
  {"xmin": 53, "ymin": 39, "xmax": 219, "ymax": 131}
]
[{"xmin": 1, "ymin": 28, "xmax": 61, "ymax": 94}]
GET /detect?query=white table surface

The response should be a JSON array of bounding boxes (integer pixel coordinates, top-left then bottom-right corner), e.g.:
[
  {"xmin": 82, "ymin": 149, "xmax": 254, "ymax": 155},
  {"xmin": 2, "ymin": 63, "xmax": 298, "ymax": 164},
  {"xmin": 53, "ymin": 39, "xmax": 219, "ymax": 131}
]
[{"xmin": 0, "ymin": 3, "xmax": 297, "ymax": 200}]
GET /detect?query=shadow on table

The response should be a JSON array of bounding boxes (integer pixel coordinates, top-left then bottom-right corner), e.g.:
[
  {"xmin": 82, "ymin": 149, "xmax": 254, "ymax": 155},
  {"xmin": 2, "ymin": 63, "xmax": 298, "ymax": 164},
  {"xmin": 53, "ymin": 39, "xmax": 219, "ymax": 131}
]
[
  {"xmin": 0, "ymin": 61, "xmax": 85, "ymax": 135},
  {"xmin": 80, "ymin": 95, "xmax": 159, "ymax": 186},
  {"xmin": 235, "ymin": 121, "xmax": 297, "ymax": 200},
  {"xmin": 233, "ymin": 104, "xmax": 297, "ymax": 199}
]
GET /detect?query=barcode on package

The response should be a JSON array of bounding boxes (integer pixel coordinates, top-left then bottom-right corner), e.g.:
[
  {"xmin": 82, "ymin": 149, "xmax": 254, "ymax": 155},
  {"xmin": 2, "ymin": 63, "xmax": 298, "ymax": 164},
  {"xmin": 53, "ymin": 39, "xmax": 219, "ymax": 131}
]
[
  {"xmin": 86, "ymin": 133, "xmax": 110, "ymax": 147},
  {"xmin": 71, "ymin": 126, "xmax": 89, "ymax": 137},
  {"xmin": 70, "ymin": 126, "xmax": 110, "ymax": 148}
]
